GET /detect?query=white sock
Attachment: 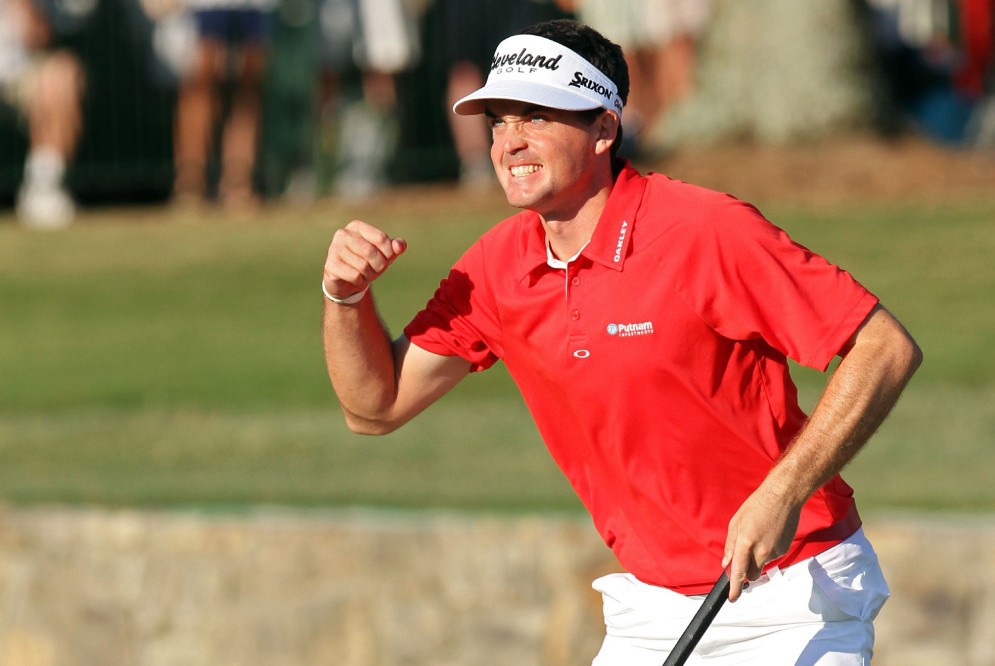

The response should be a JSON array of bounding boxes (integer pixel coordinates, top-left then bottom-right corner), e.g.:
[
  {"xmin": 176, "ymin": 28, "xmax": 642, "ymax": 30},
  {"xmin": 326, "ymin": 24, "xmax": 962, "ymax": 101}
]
[{"xmin": 24, "ymin": 147, "xmax": 66, "ymax": 189}]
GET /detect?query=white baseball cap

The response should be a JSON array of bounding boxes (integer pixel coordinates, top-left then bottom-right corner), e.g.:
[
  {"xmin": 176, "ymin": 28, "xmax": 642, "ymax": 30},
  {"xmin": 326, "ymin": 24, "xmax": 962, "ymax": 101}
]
[{"xmin": 453, "ymin": 34, "xmax": 623, "ymax": 119}]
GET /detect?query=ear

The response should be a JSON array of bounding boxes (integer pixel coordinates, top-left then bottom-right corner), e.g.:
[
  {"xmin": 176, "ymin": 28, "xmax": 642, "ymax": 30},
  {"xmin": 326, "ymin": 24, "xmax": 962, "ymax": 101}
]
[{"xmin": 594, "ymin": 111, "xmax": 621, "ymax": 156}]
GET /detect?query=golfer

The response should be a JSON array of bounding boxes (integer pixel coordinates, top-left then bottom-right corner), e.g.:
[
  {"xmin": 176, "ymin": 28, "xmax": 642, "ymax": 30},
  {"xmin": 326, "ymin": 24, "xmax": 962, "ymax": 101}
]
[{"xmin": 321, "ymin": 19, "xmax": 922, "ymax": 664}]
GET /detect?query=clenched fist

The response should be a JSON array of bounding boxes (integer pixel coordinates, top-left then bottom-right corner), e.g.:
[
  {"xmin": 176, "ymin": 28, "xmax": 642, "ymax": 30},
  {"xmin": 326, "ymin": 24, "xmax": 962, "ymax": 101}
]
[{"xmin": 322, "ymin": 220, "xmax": 407, "ymax": 302}]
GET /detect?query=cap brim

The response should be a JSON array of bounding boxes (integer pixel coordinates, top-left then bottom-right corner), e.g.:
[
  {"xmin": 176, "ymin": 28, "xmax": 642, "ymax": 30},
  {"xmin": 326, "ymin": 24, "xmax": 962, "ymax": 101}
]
[{"xmin": 453, "ymin": 80, "xmax": 604, "ymax": 116}]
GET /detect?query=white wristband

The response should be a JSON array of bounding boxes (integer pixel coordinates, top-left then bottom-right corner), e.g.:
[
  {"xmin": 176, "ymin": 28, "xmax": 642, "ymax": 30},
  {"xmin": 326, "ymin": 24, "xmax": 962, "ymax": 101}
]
[{"xmin": 321, "ymin": 280, "xmax": 369, "ymax": 305}]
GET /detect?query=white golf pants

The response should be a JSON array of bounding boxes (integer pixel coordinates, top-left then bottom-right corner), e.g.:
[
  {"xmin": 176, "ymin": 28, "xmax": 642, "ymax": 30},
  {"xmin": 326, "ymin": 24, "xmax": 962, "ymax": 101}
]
[{"xmin": 592, "ymin": 528, "xmax": 889, "ymax": 665}]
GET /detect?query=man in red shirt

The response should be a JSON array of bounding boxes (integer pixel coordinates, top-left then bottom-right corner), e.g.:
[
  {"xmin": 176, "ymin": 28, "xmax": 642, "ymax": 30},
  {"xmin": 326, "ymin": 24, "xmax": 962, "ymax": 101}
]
[{"xmin": 320, "ymin": 19, "xmax": 922, "ymax": 664}]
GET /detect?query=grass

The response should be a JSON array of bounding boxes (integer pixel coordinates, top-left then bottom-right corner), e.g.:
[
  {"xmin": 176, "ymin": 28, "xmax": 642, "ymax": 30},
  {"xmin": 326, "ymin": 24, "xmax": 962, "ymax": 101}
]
[{"xmin": 1, "ymin": 192, "xmax": 993, "ymax": 513}]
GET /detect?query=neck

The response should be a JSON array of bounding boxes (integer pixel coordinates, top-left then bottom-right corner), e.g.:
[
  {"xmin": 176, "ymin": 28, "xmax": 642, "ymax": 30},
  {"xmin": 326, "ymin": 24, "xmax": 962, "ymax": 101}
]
[{"xmin": 541, "ymin": 182, "xmax": 612, "ymax": 261}]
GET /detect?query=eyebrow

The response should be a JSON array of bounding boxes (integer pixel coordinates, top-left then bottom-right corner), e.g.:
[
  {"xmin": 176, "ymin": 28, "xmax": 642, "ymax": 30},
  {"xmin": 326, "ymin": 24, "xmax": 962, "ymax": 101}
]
[{"xmin": 484, "ymin": 104, "xmax": 547, "ymax": 120}]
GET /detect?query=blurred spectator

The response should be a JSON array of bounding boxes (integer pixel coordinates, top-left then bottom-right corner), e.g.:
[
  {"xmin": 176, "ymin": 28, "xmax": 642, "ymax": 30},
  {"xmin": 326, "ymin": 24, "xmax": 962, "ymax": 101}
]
[
  {"xmin": 314, "ymin": 0, "xmax": 422, "ymax": 199},
  {"xmin": 172, "ymin": 0, "xmax": 276, "ymax": 213},
  {"xmin": 864, "ymin": 0, "xmax": 994, "ymax": 145},
  {"xmin": 576, "ymin": 0, "xmax": 711, "ymax": 156},
  {"xmin": 143, "ymin": 0, "xmax": 200, "ymax": 89},
  {"xmin": 955, "ymin": 0, "xmax": 995, "ymax": 146},
  {"xmin": 434, "ymin": 0, "xmax": 575, "ymax": 190},
  {"xmin": 0, "ymin": 0, "xmax": 85, "ymax": 229}
]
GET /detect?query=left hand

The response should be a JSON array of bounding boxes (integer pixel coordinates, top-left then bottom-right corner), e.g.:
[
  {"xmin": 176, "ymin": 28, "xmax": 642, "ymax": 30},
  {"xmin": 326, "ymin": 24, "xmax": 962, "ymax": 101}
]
[{"xmin": 721, "ymin": 483, "xmax": 802, "ymax": 602}]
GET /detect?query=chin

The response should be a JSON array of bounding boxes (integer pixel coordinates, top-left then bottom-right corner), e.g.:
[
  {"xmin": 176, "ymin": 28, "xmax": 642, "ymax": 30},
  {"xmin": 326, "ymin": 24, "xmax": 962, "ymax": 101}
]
[
  {"xmin": 498, "ymin": 186, "xmax": 527, "ymax": 209},
  {"xmin": 501, "ymin": 184, "xmax": 545, "ymax": 211},
  {"xmin": 503, "ymin": 193, "xmax": 540, "ymax": 211}
]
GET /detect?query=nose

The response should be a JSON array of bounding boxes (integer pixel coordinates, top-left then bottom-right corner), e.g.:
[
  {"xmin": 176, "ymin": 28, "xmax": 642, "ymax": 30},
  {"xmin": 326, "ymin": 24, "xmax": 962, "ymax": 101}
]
[{"xmin": 498, "ymin": 122, "xmax": 529, "ymax": 153}]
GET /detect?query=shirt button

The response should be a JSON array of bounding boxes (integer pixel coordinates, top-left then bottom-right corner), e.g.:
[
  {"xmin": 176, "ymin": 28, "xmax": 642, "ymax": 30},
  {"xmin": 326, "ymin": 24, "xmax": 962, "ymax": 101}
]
[
  {"xmin": 570, "ymin": 310, "xmax": 580, "ymax": 320},
  {"xmin": 571, "ymin": 277, "xmax": 581, "ymax": 286}
]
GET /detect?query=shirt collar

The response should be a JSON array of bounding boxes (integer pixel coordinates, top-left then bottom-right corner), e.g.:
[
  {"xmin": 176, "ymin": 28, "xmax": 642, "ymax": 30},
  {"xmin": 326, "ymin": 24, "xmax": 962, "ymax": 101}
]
[
  {"xmin": 515, "ymin": 160, "xmax": 648, "ymax": 281},
  {"xmin": 546, "ymin": 237, "xmax": 590, "ymax": 269}
]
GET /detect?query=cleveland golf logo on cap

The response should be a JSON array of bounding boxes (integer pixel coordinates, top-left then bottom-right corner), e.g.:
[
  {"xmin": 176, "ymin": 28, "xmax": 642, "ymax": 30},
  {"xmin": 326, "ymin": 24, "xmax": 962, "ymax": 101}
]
[
  {"xmin": 453, "ymin": 34, "xmax": 622, "ymax": 118},
  {"xmin": 491, "ymin": 48, "xmax": 563, "ymax": 73}
]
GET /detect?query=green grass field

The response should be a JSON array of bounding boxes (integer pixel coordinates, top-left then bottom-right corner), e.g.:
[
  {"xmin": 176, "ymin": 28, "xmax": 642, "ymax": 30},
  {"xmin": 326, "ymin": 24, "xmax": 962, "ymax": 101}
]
[{"xmin": 1, "ymin": 192, "xmax": 993, "ymax": 513}]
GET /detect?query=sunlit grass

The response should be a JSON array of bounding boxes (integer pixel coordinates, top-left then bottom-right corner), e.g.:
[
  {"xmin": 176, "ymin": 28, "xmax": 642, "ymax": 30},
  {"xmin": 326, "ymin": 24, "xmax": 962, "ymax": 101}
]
[{"xmin": 1, "ymin": 194, "xmax": 992, "ymax": 511}]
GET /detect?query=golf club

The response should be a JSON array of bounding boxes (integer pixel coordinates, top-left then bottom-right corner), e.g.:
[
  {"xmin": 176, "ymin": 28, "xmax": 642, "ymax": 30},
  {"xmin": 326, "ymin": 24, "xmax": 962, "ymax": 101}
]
[{"xmin": 661, "ymin": 571, "xmax": 731, "ymax": 666}]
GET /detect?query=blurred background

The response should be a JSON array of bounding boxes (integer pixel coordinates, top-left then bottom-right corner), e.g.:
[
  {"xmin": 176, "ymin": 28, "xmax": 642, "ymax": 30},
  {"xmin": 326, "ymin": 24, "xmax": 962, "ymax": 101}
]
[
  {"xmin": 1, "ymin": 0, "xmax": 994, "ymax": 664},
  {"xmin": 1, "ymin": 0, "xmax": 992, "ymax": 218}
]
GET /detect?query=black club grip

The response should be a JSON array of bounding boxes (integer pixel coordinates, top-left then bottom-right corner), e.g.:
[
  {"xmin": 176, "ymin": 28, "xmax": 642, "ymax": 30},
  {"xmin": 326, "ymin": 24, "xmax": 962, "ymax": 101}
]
[{"xmin": 662, "ymin": 571, "xmax": 731, "ymax": 666}]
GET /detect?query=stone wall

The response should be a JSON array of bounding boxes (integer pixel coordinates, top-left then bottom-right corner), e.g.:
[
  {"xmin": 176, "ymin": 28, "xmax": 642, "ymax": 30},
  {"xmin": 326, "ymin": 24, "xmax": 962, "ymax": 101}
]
[{"xmin": 1, "ymin": 508, "xmax": 993, "ymax": 665}]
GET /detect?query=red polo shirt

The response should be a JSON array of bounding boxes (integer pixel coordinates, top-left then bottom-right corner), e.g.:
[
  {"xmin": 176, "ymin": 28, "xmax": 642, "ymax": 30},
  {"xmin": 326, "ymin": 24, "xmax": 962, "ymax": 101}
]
[{"xmin": 404, "ymin": 162, "xmax": 877, "ymax": 594}]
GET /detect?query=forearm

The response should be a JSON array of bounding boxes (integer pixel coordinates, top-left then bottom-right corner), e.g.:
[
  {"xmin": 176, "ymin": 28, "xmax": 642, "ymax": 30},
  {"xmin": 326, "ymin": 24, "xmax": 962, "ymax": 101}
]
[
  {"xmin": 320, "ymin": 220, "xmax": 413, "ymax": 431},
  {"xmin": 322, "ymin": 294, "xmax": 401, "ymax": 432},
  {"xmin": 723, "ymin": 307, "xmax": 922, "ymax": 598},
  {"xmin": 765, "ymin": 308, "xmax": 923, "ymax": 506}
]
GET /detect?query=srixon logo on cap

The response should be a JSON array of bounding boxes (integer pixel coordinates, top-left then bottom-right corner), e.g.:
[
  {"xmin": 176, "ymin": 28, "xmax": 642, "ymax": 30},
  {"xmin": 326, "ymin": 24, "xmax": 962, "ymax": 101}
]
[
  {"xmin": 569, "ymin": 71, "xmax": 613, "ymax": 102},
  {"xmin": 491, "ymin": 48, "xmax": 563, "ymax": 74}
]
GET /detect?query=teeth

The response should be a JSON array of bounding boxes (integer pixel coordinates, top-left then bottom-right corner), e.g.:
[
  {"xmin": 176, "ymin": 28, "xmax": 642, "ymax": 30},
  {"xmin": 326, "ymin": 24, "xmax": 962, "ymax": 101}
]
[{"xmin": 511, "ymin": 165, "xmax": 541, "ymax": 177}]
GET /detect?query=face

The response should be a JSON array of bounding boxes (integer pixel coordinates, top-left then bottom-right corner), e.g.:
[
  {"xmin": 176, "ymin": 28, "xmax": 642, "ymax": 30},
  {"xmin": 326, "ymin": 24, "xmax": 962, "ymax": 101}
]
[{"xmin": 485, "ymin": 100, "xmax": 617, "ymax": 219}]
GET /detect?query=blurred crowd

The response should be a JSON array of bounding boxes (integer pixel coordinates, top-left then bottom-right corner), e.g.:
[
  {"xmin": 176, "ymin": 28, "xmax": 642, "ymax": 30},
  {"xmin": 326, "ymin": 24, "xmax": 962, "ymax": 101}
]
[
  {"xmin": 1, "ymin": 0, "xmax": 992, "ymax": 229},
  {"xmin": 865, "ymin": 0, "xmax": 995, "ymax": 143}
]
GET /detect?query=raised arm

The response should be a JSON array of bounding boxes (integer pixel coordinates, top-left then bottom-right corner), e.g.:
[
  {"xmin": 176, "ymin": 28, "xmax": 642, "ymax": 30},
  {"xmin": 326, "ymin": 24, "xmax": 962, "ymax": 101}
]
[
  {"xmin": 322, "ymin": 220, "xmax": 471, "ymax": 434},
  {"xmin": 722, "ymin": 304, "xmax": 923, "ymax": 600}
]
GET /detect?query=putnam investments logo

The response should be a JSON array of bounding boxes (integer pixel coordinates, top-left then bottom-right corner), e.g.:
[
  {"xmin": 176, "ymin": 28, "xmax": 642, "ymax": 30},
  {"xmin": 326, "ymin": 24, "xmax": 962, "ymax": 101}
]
[{"xmin": 606, "ymin": 321, "xmax": 655, "ymax": 338}]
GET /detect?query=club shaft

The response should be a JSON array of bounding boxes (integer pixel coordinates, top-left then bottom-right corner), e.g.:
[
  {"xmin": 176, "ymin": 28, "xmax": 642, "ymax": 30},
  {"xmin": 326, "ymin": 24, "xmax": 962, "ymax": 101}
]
[{"xmin": 661, "ymin": 571, "xmax": 731, "ymax": 666}]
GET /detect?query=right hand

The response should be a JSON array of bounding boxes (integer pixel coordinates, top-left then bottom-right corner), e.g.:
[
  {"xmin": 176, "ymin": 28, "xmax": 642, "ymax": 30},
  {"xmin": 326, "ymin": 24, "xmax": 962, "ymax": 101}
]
[
  {"xmin": 721, "ymin": 481, "xmax": 802, "ymax": 602},
  {"xmin": 322, "ymin": 220, "xmax": 407, "ymax": 301}
]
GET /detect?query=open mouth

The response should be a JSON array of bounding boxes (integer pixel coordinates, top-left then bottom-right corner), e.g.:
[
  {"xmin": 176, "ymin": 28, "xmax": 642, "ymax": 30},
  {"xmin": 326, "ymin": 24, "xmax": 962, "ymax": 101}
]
[{"xmin": 510, "ymin": 164, "xmax": 543, "ymax": 177}]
